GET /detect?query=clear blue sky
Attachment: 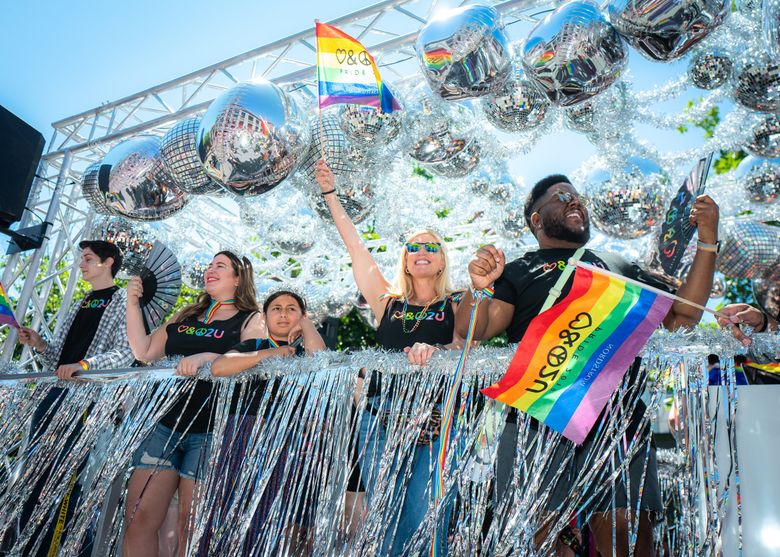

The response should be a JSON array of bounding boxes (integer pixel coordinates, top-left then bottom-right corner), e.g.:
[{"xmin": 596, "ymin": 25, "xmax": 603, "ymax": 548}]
[{"xmin": 0, "ymin": 0, "xmax": 705, "ymax": 181}]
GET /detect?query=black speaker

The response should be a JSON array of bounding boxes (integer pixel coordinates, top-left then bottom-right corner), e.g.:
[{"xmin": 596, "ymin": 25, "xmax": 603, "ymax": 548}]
[{"xmin": 0, "ymin": 105, "xmax": 45, "ymax": 228}]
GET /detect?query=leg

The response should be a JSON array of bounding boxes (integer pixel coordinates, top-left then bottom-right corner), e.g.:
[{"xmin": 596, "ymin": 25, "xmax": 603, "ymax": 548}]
[
  {"xmin": 175, "ymin": 478, "xmax": 198, "ymax": 557},
  {"xmin": 122, "ymin": 469, "xmax": 179, "ymax": 557},
  {"xmin": 589, "ymin": 509, "xmax": 655, "ymax": 557}
]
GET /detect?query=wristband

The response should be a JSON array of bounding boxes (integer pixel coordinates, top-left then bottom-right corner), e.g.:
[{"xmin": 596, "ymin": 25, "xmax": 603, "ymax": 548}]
[
  {"xmin": 321, "ymin": 188, "xmax": 336, "ymax": 196},
  {"xmin": 469, "ymin": 284, "xmax": 495, "ymax": 300},
  {"xmin": 78, "ymin": 360, "xmax": 89, "ymax": 371},
  {"xmin": 757, "ymin": 311, "xmax": 769, "ymax": 333},
  {"xmin": 696, "ymin": 240, "xmax": 721, "ymax": 254}
]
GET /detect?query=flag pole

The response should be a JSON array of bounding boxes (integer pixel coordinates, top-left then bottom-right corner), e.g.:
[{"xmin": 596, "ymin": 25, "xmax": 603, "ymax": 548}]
[
  {"xmin": 314, "ymin": 20, "xmax": 328, "ymax": 167},
  {"xmin": 575, "ymin": 261, "xmax": 725, "ymax": 319}
]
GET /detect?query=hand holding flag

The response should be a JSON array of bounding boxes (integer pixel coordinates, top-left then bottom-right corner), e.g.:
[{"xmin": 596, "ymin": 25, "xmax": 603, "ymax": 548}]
[{"xmin": 0, "ymin": 282, "xmax": 20, "ymax": 330}]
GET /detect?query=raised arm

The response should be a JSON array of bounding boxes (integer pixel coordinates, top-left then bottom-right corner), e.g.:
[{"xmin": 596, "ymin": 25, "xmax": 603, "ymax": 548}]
[
  {"xmin": 663, "ymin": 195, "xmax": 719, "ymax": 331},
  {"xmin": 291, "ymin": 315, "xmax": 326, "ymax": 354},
  {"xmin": 455, "ymin": 245, "xmax": 513, "ymax": 340},
  {"xmin": 315, "ymin": 159, "xmax": 391, "ymax": 322},
  {"xmin": 126, "ymin": 276, "xmax": 168, "ymax": 362}
]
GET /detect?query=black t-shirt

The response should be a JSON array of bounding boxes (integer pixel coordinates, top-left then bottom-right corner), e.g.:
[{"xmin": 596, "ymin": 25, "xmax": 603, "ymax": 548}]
[
  {"xmin": 160, "ymin": 310, "xmax": 253, "ymax": 433},
  {"xmin": 226, "ymin": 338, "xmax": 304, "ymax": 417},
  {"xmin": 57, "ymin": 286, "xmax": 119, "ymax": 367},
  {"xmin": 494, "ymin": 248, "xmax": 673, "ymax": 343},
  {"xmin": 493, "ymin": 248, "xmax": 672, "ymax": 426}
]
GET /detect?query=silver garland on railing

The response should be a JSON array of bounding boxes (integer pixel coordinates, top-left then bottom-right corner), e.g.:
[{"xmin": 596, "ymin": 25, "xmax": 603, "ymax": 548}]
[{"xmin": 0, "ymin": 330, "xmax": 778, "ymax": 556}]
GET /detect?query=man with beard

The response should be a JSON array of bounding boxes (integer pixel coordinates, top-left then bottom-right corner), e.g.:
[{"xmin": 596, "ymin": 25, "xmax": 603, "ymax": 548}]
[{"xmin": 456, "ymin": 175, "xmax": 719, "ymax": 556}]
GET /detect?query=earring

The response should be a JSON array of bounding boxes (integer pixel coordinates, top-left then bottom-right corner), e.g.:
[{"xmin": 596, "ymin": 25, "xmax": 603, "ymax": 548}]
[
  {"xmin": 437, "ymin": 268, "xmax": 443, "ymax": 276},
  {"xmin": 405, "ymin": 268, "xmax": 411, "ymax": 275}
]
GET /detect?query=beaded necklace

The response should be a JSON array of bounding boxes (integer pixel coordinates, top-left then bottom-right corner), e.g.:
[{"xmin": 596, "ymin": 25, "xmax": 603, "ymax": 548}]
[{"xmin": 401, "ymin": 295, "xmax": 440, "ymax": 334}]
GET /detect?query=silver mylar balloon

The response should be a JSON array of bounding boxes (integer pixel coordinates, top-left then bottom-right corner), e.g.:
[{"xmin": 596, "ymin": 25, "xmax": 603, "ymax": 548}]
[
  {"xmin": 522, "ymin": 1, "xmax": 627, "ymax": 107},
  {"xmin": 608, "ymin": 0, "xmax": 729, "ymax": 61},
  {"xmin": 733, "ymin": 59, "xmax": 780, "ymax": 113},
  {"xmin": 746, "ymin": 115, "xmax": 780, "ymax": 158},
  {"xmin": 180, "ymin": 251, "xmax": 212, "ymax": 289},
  {"xmin": 160, "ymin": 117, "xmax": 224, "ymax": 195},
  {"xmin": 338, "ymin": 100, "xmax": 403, "ymax": 147},
  {"xmin": 81, "ymin": 162, "xmax": 113, "ymax": 215},
  {"xmin": 584, "ymin": 156, "xmax": 669, "ymax": 239},
  {"xmin": 688, "ymin": 51, "xmax": 733, "ymax": 90},
  {"xmin": 296, "ymin": 115, "xmax": 374, "ymax": 224},
  {"xmin": 100, "ymin": 135, "xmax": 189, "ymax": 221},
  {"xmin": 471, "ymin": 170, "xmax": 491, "ymax": 195},
  {"xmin": 718, "ymin": 220, "xmax": 780, "ymax": 278},
  {"xmin": 481, "ymin": 66, "xmax": 549, "ymax": 132},
  {"xmin": 91, "ymin": 216, "xmax": 156, "ymax": 278},
  {"xmin": 736, "ymin": 155, "xmax": 780, "ymax": 203},
  {"xmin": 500, "ymin": 206, "xmax": 526, "ymax": 239},
  {"xmin": 424, "ymin": 141, "xmax": 481, "ymax": 178},
  {"xmin": 765, "ymin": 0, "xmax": 780, "ymax": 59},
  {"xmin": 415, "ymin": 4, "xmax": 512, "ymax": 101},
  {"xmin": 197, "ymin": 79, "xmax": 309, "ymax": 196},
  {"xmin": 753, "ymin": 276, "xmax": 780, "ymax": 320}
]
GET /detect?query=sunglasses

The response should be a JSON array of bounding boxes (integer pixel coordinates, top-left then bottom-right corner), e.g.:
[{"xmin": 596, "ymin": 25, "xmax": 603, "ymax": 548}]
[
  {"xmin": 405, "ymin": 242, "xmax": 442, "ymax": 254},
  {"xmin": 537, "ymin": 190, "xmax": 589, "ymax": 211}
]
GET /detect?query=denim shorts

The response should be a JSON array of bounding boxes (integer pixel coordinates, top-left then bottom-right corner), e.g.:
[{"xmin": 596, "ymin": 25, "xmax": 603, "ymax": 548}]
[{"xmin": 131, "ymin": 423, "xmax": 212, "ymax": 481}]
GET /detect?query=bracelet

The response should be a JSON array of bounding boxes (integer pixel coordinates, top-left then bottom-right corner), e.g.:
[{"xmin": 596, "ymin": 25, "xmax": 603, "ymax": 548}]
[
  {"xmin": 321, "ymin": 188, "xmax": 336, "ymax": 196},
  {"xmin": 78, "ymin": 360, "xmax": 89, "ymax": 371},
  {"xmin": 757, "ymin": 311, "xmax": 769, "ymax": 333},
  {"xmin": 696, "ymin": 240, "xmax": 720, "ymax": 253},
  {"xmin": 469, "ymin": 284, "xmax": 495, "ymax": 300}
]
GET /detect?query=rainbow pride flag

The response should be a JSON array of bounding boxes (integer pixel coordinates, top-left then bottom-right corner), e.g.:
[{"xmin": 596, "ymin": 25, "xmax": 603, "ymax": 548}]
[
  {"xmin": 0, "ymin": 282, "xmax": 20, "ymax": 329},
  {"xmin": 482, "ymin": 262, "xmax": 674, "ymax": 444},
  {"xmin": 745, "ymin": 361, "xmax": 780, "ymax": 374},
  {"xmin": 315, "ymin": 21, "xmax": 400, "ymax": 113}
]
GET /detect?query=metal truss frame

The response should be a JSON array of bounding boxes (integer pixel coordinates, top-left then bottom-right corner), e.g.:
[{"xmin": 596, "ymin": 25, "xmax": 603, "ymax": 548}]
[{"xmin": 1, "ymin": 0, "xmax": 551, "ymax": 365}]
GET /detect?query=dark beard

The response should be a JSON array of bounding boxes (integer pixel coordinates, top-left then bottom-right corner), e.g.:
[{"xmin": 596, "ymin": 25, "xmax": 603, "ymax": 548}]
[{"xmin": 542, "ymin": 212, "xmax": 590, "ymax": 244}]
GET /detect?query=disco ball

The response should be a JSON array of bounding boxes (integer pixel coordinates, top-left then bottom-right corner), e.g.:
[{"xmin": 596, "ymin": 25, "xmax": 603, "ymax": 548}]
[
  {"xmin": 564, "ymin": 102, "xmax": 596, "ymax": 133},
  {"xmin": 608, "ymin": 0, "xmax": 729, "ymax": 61},
  {"xmin": 160, "ymin": 117, "xmax": 223, "ymax": 195},
  {"xmin": 415, "ymin": 4, "xmax": 512, "ymax": 101},
  {"xmin": 499, "ymin": 206, "xmax": 526, "ymax": 239},
  {"xmin": 584, "ymin": 156, "xmax": 669, "ymax": 239},
  {"xmin": 100, "ymin": 135, "xmax": 189, "ymax": 221},
  {"xmin": 753, "ymin": 276, "xmax": 780, "ymax": 320},
  {"xmin": 718, "ymin": 220, "xmax": 780, "ymax": 278},
  {"xmin": 81, "ymin": 162, "xmax": 113, "ymax": 215},
  {"xmin": 745, "ymin": 115, "xmax": 780, "ymax": 158},
  {"xmin": 735, "ymin": 155, "xmax": 780, "ymax": 203},
  {"xmin": 267, "ymin": 207, "xmax": 317, "ymax": 254},
  {"xmin": 688, "ymin": 51, "xmax": 733, "ymax": 90},
  {"xmin": 424, "ymin": 141, "xmax": 481, "ymax": 177},
  {"xmin": 91, "ymin": 216, "xmax": 156, "ymax": 278},
  {"xmin": 197, "ymin": 79, "xmax": 309, "ymax": 196},
  {"xmin": 404, "ymin": 84, "xmax": 475, "ymax": 163},
  {"xmin": 180, "ymin": 251, "xmax": 212, "ymax": 289},
  {"xmin": 471, "ymin": 170, "xmax": 491, "ymax": 195},
  {"xmin": 711, "ymin": 274, "xmax": 727, "ymax": 298},
  {"xmin": 733, "ymin": 59, "xmax": 780, "ymax": 113},
  {"xmin": 338, "ymin": 99, "xmax": 403, "ymax": 147},
  {"xmin": 295, "ymin": 114, "xmax": 374, "ymax": 224},
  {"xmin": 522, "ymin": 1, "xmax": 627, "ymax": 107},
  {"xmin": 481, "ymin": 66, "xmax": 549, "ymax": 132}
]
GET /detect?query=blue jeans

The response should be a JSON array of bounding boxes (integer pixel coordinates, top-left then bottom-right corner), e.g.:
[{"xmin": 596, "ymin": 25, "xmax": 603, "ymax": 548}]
[
  {"xmin": 131, "ymin": 423, "xmax": 212, "ymax": 481},
  {"xmin": 358, "ymin": 403, "xmax": 451, "ymax": 556}
]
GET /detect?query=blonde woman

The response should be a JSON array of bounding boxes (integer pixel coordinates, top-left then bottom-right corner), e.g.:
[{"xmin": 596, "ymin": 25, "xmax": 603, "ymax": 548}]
[{"xmin": 316, "ymin": 160, "xmax": 462, "ymax": 555}]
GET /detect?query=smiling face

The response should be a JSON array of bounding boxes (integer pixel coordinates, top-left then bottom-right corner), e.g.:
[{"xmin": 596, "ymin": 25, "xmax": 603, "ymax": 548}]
[
  {"xmin": 265, "ymin": 294, "xmax": 303, "ymax": 338},
  {"xmin": 532, "ymin": 182, "xmax": 591, "ymax": 244},
  {"xmin": 404, "ymin": 232, "xmax": 445, "ymax": 280},
  {"xmin": 79, "ymin": 247, "xmax": 114, "ymax": 283},
  {"xmin": 203, "ymin": 253, "xmax": 240, "ymax": 300}
]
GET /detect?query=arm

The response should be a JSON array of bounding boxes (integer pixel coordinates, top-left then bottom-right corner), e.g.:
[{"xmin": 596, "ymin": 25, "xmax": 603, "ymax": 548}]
[
  {"xmin": 211, "ymin": 346, "xmax": 296, "ymax": 377},
  {"xmin": 315, "ymin": 160, "xmax": 391, "ymax": 322},
  {"xmin": 662, "ymin": 195, "xmax": 719, "ymax": 331},
  {"xmin": 454, "ymin": 245, "xmax": 513, "ymax": 340},
  {"xmin": 716, "ymin": 303, "xmax": 779, "ymax": 345},
  {"xmin": 125, "ymin": 276, "xmax": 168, "ymax": 362},
  {"xmin": 293, "ymin": 315, "xmax": 326, "ymax": 354}
]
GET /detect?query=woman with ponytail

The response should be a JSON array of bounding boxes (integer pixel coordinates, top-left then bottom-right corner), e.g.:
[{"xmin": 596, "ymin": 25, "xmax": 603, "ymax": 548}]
[{"xmin": 123, "ymin": 251, "xmax": 263, "ymax": 557}]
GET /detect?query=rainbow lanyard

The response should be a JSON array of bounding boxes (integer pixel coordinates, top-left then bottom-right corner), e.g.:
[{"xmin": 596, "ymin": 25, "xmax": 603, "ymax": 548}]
[
  {"xmin": 267, "ymin": 337, "xmax": 280, "ymax": 348},
  {"xmin": 204, "ymin": 298, "xmax": 235, "ymax": 324}
]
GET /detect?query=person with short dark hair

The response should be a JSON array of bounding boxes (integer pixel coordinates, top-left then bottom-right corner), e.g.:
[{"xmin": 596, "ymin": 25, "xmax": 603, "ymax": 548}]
[
  {"xmin": 457, "ymin": 174, "xmax": 720, "ymax": 556},
  {"xmin": 11, "ymin": 240, "xmax": 133, "ymax": 556}
]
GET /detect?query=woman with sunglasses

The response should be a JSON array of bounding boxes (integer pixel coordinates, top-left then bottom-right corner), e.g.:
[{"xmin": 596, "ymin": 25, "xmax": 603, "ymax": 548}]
[
  {"xmin": 123, "ymin": 251, "xmax": 264, "ymax": 557},
  {"xmin": 315, "ymin": 160, "xmax": 463, "ymax": 555}
]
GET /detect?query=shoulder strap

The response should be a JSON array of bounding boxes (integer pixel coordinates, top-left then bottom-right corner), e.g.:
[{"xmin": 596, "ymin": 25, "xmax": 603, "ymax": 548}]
[{"xmin": 539, "ymin": 247, "xmax": 586, "ymax": 314}]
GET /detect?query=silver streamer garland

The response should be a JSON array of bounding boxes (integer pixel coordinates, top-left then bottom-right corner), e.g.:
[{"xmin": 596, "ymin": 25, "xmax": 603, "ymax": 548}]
[{"xmin": 1, "ymin": 330, "xmax": 778, "ymax": 556}]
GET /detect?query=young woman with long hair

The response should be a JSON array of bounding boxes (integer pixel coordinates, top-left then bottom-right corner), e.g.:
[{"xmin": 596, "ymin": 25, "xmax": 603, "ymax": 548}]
[
  {"xmin": 315, "ymin": 159, "xmax": 463, "ymax": 555},
  {"xmin": 123, "ymin": 251, "xmax": 263, "ymax": 557}
]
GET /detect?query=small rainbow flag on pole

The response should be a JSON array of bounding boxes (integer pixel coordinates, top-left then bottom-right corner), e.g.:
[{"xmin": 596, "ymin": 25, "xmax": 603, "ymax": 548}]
[
  {"xmin": 0, "ymin": 282, "xmax": 20, "ymax": 329},
  {"xmin": 745, "ymin": 360, "xmax": 780, "ymax": 374},
  {"xmin": 315, "ymin": 21, "xmax": 400, "ymax": 113},
  {"xmin": 482, "ymin": 262, "xmax": 674, "ymax": 444}
]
